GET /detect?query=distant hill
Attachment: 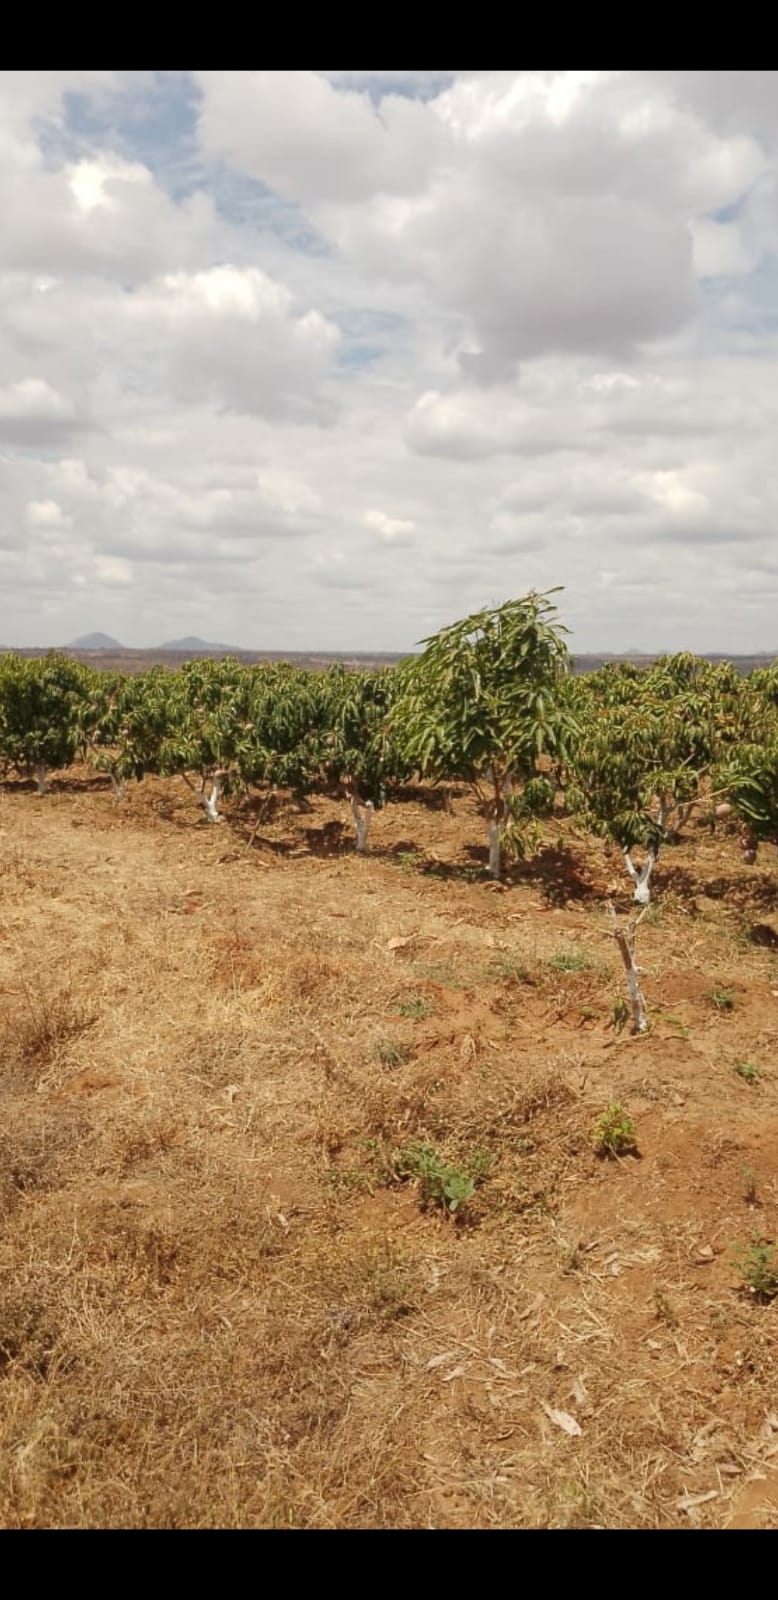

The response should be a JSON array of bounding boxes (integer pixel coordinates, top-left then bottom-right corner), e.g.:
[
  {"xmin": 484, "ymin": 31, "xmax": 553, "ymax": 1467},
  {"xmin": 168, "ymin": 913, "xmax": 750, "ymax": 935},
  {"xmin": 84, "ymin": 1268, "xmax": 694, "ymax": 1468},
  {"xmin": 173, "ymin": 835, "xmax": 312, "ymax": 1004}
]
[
  {"xmin": 159, "ymin": 636, "xmax": 244, "ymax": 653},
  {"xmin": 69, "ymin": 632, "xmax": 123, "ymax": 650}
]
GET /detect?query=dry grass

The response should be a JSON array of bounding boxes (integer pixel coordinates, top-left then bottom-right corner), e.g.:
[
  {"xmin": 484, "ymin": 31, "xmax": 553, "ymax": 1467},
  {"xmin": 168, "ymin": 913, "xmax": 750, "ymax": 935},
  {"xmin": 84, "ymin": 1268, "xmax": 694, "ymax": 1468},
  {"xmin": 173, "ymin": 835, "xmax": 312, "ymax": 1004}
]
[{"xmin": 0, "ymin": 772, "xmax": 777, "ymax": 1527}]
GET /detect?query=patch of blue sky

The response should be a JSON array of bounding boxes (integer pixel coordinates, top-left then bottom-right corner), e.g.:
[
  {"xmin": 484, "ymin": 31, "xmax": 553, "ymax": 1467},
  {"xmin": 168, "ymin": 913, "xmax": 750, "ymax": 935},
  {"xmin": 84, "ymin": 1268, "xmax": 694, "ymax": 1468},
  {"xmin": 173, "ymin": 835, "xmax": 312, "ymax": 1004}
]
[
  {"xmin": 334, "ymin": 344, "xmax": 386, "ymax": 371},
  {"xmin": 325, "ymin": 71, "xmax": 454, "ymax": 103},
  {"xmin": 39, "ymin": 72, "xmax": 204, "ymax": 199},
  {"xmin": 695, "ymin": 258, "xmax": 778, "ymax": 346},
  {"xmin": 331, "ymin": 307, "xmax": 406, "ymax": 369},
  {"xmin": 206, "ymin": 165, "xmax": 329, "ymax": 255},
  {"xmin": 41, "ymin": 73, "xmax": 332, "ymax": 259}
]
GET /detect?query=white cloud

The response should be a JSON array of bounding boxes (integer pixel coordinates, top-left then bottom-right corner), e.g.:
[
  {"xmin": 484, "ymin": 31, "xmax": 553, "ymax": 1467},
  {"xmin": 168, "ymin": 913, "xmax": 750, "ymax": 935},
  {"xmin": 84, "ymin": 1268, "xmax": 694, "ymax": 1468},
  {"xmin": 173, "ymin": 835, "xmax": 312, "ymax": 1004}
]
[
  {"xmin": 123, "ymin": 264, "xmax": 341, "ymax": 419},
  {"xmin": 27, "ymin": 498, "xmax": 72, "ymax": 528},
  {"xmin": 94, "ymin": 555, "xmax": 134, "ymax": 586},
  {"xmin": 364, "ymin": 507, "xmax": 416, "ymax": 542},
  {"xmin": 2, "ymin": 71, "xmax": 778, "ymax": 654}
]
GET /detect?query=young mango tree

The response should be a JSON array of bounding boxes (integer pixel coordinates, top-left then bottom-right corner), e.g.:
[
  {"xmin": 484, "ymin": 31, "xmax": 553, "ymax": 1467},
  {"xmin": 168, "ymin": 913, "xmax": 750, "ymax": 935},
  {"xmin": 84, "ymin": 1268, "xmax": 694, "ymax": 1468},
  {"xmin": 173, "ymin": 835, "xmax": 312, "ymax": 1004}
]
[
  {"xmin": 76, "ymin": 669, "xmax": 140, "ymax": 798},
  {"xmin": 322, "ymin": 666, "xmax": 411, "ymax": 851},
  {"xmin": 715, "ymin": 736, "xmax": 778, "ymax": 864},
  {"xmin": 0, "ymin": 652, "xmax": 91, "ymax": 792},
  {"xmin": 238, "ymin": 663, "xmax": 332, "ymax": 827},
  {"xmin": 174, "ymin": 657, "xmax": 256, "ymax": 821},
  {"xmin": 567, "ymin": 665, "xmax": 722, "ymax": 906},
  {"xmin": 393, "ymin": 591, "xmax": 575, "ymax": 878},
  {"xmin": 87, "ymin": 667, "xmax": 185, "ymax": 797}
]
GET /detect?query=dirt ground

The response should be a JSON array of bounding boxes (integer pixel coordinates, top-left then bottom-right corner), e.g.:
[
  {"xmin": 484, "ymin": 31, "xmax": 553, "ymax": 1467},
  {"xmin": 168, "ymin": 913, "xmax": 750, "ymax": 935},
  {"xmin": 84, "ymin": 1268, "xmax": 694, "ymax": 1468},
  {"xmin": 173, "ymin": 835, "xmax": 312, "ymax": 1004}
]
[{"xmin": 1, "ymin": 769, "xmax": 777, "ymax": 1529}]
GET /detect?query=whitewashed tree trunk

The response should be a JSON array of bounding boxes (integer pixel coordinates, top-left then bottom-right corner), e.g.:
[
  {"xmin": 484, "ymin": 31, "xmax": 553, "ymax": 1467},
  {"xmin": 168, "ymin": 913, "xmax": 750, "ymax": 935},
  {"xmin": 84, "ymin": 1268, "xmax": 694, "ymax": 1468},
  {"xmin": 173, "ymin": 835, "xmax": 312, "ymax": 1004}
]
[
  {"xmin": 202, "ymin": 774, "xmax": 223, "ymax": 823},
  {"xmin": 623, "ymin": 847, "xmax": 656, "ymax": 906},
  {"xmin": 608, "ymin": 901, "xmax": 648, "ymax": 1033},
  {"xmin": 109, "ymin": 771, "xmax": 127, "ymax": 802},
  {"xmin": 349, "ymin": 793, "xmax": 373, "ymax": 853},
  {"xmin": 35, "ymin": 762, "xmax": 48, "ymax": 795},
  {"xmin": 487, "ymin": 819, "xmax": 501, "ymax": 878}
]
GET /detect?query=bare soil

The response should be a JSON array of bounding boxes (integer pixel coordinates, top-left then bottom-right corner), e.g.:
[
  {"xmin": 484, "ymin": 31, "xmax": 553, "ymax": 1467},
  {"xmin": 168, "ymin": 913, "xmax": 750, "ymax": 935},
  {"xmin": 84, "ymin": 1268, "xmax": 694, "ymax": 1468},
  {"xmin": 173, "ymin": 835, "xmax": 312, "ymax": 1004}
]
[{"xmin": 1, "ymin": 771, "xmax": 777, "ymax": 1528}]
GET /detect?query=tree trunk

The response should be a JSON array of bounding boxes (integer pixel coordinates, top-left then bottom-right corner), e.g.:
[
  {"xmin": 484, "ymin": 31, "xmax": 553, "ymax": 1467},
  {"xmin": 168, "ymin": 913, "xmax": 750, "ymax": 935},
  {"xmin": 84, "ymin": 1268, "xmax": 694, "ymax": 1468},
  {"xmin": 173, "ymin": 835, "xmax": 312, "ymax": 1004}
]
[
  {"xmin": 349, "ymin": 792, "xmax": 373, "ymax": 853},
  {"xmin": 202, "ymin": 774, "xmax": 223, "ymax": 823},
  {"xmin": 485, "ymin": 764, "xmax": 512, "ymax": 880},
  {"xmin": 623, "ymin": 847, "xmax": 656, "ymax": 906},
  {"xmin": 487, "ymin": 819, "xmax": 501, "ymax": 879},
  {"xmin": 35, "ymin": 762, "xmax": 48, "ymax": 795},
  {"xmin": 608, "ymin": 902, "xmax": 648, "ymax": 1033}
]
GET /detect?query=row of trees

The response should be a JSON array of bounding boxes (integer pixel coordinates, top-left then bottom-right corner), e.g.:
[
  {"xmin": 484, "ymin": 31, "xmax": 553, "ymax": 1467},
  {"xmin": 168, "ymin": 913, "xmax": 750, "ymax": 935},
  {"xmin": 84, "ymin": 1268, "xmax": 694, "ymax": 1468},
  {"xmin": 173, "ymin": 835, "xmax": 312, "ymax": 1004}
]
[{"xmin": 1, "ymin": 593, "xmax": 777, "ymax": 877}]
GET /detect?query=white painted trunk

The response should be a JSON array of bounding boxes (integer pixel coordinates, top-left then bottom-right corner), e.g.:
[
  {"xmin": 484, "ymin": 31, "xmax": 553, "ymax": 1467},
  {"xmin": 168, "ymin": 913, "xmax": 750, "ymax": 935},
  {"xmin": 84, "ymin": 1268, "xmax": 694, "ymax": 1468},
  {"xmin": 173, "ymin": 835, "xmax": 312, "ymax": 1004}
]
[
  {"xmin": 609, "ymin": 903, "xmax": 648, "ymax": 1034},
  {"xmin": 350, "ymin": 794, "xmax": 373, "ymax": 853},
  {"xmin": 109, "ymin": 771, "xmax": 127, "ymax": 802},
  {"xmin": 202, "ymin": 775, "xmax": 223, "ymax": 823},
  {"xmin": 623, "ymin": 847, "xmax": 656, "ymax": 906},
  {"xmin": 35, "ymin": 762, "xmax": 48, "ymax": 795},
  {"xmin": 487, "ymin": 819, "xmax": 502, "ymax": 879}
]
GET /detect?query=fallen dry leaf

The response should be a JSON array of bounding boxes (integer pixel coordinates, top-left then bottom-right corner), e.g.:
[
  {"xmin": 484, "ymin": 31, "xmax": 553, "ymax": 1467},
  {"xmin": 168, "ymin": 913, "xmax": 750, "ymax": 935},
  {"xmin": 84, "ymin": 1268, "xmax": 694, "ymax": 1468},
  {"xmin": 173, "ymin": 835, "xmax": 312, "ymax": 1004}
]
[
  {"xmin": 426, "ymin": 1351, "xmax": 457, "ymax": 1370},
  {"xmin": 542, "ymin": 1403, "xmax": 583, "ymax": 1437},
  {"xmin": 440, "ymin": 1365, "xmax": 467, "ymax": 1383},
  {"xmin": 676, "ymin": 1489, "xmax": 718, "ymax": 1512},
  {"xmin": 518, "ymin": 1292, "xmax": 544, "ymax": 1321},
  {"xmin": 386, "ymin": 936, "xmax": 413, "ymax": 952}
]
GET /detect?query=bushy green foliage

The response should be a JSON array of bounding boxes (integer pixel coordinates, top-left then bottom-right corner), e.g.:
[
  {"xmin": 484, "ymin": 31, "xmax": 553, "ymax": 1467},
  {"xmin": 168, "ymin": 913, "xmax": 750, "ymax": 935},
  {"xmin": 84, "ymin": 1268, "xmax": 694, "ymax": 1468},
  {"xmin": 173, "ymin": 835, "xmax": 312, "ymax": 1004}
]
[{"xmin": 392, "ymin": 590, "xmax": 576, "ymax": 874}]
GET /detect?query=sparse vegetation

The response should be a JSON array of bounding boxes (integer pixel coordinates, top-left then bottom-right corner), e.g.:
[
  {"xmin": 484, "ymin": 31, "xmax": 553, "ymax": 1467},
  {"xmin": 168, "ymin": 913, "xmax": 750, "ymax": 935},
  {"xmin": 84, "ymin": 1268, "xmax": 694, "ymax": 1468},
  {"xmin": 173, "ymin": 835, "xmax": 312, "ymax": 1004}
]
[
  {"xmin": 733, "ymin": 1058, "xmax": 761, "ymax": 1083},
  {"xmin": 2, "ymin": 631, "xmax": 778, "ymax": 1528},
  {"xmin": 550, "ymin": 951, "xmax": 591, "ymax": 972},
  {"xmin": 707, "ymin": 987, "xmax": 735, "ymax": 1012},
  {"xmin": 371, "ymin": 1036, "xmax": 409, "ymax": 1069},
  {"xmin": 390, "ymin": 1141, "xmax": 493, "ymax": 1215},
  {"xmin": 733, "ymin": 1237, "xmax": 778, "ymax": 1302},
  {"xmin": 489, "ymin": 954, "xmax": 531, "ymax": 983},
  {"xmin": 395, "ymin": 996, "xmax": 433, "ymax": 1020},
  {"xmin": 592, "ymin": 1103, "xmax": 638, "ymax": 1157}
]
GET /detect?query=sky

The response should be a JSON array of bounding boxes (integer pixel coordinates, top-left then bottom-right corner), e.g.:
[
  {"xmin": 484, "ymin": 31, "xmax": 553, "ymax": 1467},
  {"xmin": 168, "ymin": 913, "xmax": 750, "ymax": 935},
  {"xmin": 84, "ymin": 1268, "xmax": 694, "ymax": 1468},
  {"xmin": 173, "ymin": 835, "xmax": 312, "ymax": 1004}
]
[{"xmin": 1, "ymin": 69, "xmax": 778, "ymax": 653}]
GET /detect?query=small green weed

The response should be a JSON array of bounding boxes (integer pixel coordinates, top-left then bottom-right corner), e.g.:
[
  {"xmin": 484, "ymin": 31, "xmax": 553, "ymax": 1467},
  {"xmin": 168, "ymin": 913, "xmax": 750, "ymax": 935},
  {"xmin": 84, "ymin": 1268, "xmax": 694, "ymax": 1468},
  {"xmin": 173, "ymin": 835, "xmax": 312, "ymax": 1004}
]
[
  {"xmin": 371, "ymin": 1036, "xmax": 409, "ymax": 1069},
  {"xmin": 395, "ymin": 995, "xmax": 432, "ymax": 1021},
  {"xmin": 610, "ymin": 996, "xmax": 630, "ymax": 1035},
  {"xmin": 579, "ymin": 1005, "xmax": 596, "ymax": 1022},
  {"xmin": 412, "ymin": 962, "xmax": 465, "ymax": 989},
  {"xmin": 488, "ymin": 954, "xmax": 531, "ymax": 983},
  {"xmin": 653, "ymin": 1288, "xmax": 678, "ymax": 1327},
  {"xmin": 391, "ymin": 1141, "xmax": 493, "ymax": 1217},
  {"xmin": 733, "ymin": 1059, "xmax": 761, "ymax": 1084},
  {"xmin": 653, "ymin": 1010, "xmax": 689, "ymax": 1040},
  {"xmin": 551, "ymin": 951, "xmax": 591, "ymax": 973},
  {"xmin": 592, "ymin": 1102, "xmax": 638, "ymax": 1158},
  {"xmin": 396, "ymin": 850, "xmax": 424, "ymax": 873},
  {"xmin": 733, "ymin": 1237, "xmax": 778, "ymax": 1302},
  {"xmin": 706, "ymin": 987, "xmax": 735, "ymax": 1012}
]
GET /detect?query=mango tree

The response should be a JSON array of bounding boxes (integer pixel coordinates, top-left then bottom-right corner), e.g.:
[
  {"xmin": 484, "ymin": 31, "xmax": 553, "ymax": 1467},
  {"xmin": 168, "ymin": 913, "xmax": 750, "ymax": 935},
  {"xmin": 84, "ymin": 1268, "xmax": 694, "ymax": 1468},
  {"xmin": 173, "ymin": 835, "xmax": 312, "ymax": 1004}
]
[
  {"xmin": 173, "ymin": 658, "xmax": 256, "ymax": 821},
  {"xmin": 322, "ymin": 666, "xmax": 410, "ymax": 851},
  {"xmin": 568, "ymin": 662, "xmax": 722, "ymax": 905},
  {"xmin": 715, "ymin": 735, "xmax": 778, "ymax": 864},
  {"xmin": 393, "ymin": 591, "xmax": 575, "ymax": 878},
  {"xmin": 86, "ymin": 667, "xmax": 184, "ymax": 798},
  {"xmin": 239, "ymin": 663, "xmax": 331, "ymax": 831},
  {"xmin": 0, "ymin": 653, "xmax": 90, "ymax": 792}
]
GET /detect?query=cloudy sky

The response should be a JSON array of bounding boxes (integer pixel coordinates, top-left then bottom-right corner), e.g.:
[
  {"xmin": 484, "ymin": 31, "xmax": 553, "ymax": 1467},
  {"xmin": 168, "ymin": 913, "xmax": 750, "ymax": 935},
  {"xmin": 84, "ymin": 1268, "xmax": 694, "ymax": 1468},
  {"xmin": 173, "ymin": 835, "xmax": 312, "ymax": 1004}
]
[{"xmin": 2, "ymin": 70, "xmax": 778, "ymax": 653}]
